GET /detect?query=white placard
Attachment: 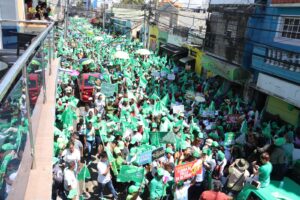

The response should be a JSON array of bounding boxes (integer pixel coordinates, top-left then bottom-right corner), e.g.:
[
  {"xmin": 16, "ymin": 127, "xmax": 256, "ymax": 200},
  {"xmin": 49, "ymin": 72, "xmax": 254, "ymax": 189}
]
[
  {"xmin": 167, "ymin": 74, "xmax": 175, "ymax": 80},
  {"xmin": 152, "ymin": 71, "xmax": 160, "ymax": 77},
  {"xmin": 172, "ymin": 105, "xmax": 185, "ymax": 114}
]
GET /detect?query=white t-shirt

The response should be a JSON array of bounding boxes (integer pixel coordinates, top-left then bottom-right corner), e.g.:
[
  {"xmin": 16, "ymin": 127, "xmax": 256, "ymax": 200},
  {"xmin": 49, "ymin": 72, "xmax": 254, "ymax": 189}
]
[
  {"xmin": 97, "ymin": 161, "xmax": 111, "ymax": 184},
  {"xmin": 63, "ymin": 168, "xmax": 78, "ymax": 191},
  {"xmin": 62, "ymin": 149, "xmax": 80, "ymax": 164},
  {"xmin": 5, "ymin": 171, "xmax": 18, "ymax": 193},
  {"xmin": 174, "ymin": 182, "xmax": 190, "ymax": 200}
]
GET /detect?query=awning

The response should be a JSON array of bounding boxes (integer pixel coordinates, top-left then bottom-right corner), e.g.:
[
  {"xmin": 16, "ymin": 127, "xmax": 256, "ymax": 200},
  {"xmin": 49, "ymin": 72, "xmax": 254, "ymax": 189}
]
[
  {"xmin": 201, "ymin": 54, "xmax": 249, "ymax": 82},
  {"xmin": 160, "ymin": 43, "xmax": 188, "ymax": 55},
  {"xmin": 179, "ymin": 56, "xmax": 194, "ymax": 64}
]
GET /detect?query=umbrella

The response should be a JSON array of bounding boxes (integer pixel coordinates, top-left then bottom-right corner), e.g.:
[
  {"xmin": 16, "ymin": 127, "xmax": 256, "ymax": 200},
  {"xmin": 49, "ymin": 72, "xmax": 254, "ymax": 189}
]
[
  {"xmin": 136, "ymin": 49, "xmax": 151, "ymax": 56},
  {"xmin": 94, "ymin": 36, "xmax": 103, "ymax": 41},
  {"xmin": 195, "ymin": 95, "xmax": 205, "ymax": 103},
  {"xmin": 113, "ymin": 51, "xmax": 129, "ymax": 59},
  {"xmin": 81, "ymin": 59, "xmax": 93, "ymax": 65},
  {"xmin": 31, "ymin": 59, "xmax": 41, "ymax": 66}
]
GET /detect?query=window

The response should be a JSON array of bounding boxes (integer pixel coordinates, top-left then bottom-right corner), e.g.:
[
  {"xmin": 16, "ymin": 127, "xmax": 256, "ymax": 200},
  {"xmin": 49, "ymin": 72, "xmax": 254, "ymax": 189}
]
[
  {"xmin": 226, "ymin": 20, "xmax": 238, "ymax": 39},
  {"xmin": 265, "ymin": 48, "xmax": 300, "ymax": 72},
  {"xmin": 280, "ymin": 17, "xmax": 300, "ymax": 40}
]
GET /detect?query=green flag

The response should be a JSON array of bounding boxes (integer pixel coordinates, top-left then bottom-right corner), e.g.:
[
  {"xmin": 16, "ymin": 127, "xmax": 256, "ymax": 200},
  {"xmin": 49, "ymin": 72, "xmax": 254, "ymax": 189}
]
[
  {"xmin": 139, "ymin": 75, "xmax": 148, "ymax": 88},
  {"xmin": 117, "ymin": 165, "xmax": 144, "ymax": 183},
  {"xmin": 240, "ymin": 120, "xmax": 248, "ymax": 135},
  {"xmin": 262, "ymin": 122, "xmax": 272, "ymax": 138},
  {"xmin": 67, "ymin": 188, "xmax": 77, "ymax": 199},
  {"xmin": 61, "ymin": 106, "xmax": 77, "ymax": 127},
  {"xmin": 77, "ymin": 164, "xmax": 91, "ymax": 181}
]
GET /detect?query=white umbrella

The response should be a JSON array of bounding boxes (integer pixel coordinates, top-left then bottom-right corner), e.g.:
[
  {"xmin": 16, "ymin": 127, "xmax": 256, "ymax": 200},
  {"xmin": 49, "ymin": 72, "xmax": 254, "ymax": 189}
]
[
  {"xmin": 136, "ymin": 49, "xmax": 151, "ymax": 56},
  {"xmin": 113, "ymin": 51, "xmax": 129, "ymax": 59},
  {"xmin": 195, "ymin": 95, "xmax": 205, "ymax": 103},
  {"xmin": 94, "ymin": 36, "xmax": 103, "ymax": 41}
]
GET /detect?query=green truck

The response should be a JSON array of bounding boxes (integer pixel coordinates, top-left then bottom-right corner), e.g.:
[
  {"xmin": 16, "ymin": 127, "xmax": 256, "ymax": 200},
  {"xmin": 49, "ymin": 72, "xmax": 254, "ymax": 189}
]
[{"xmin": 237, "ymin": 177, "xmax": 300, "ymax": 200}]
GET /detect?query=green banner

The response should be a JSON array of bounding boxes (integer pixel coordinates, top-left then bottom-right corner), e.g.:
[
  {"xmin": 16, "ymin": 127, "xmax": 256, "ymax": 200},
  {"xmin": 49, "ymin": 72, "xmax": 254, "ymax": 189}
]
[
  {"xmin": 150, "ymin": 132, "xmax": 168, "ymax": 146},
  {"xmin": 101, "ymin": 82, "xmax": 116, "ymax": 97},
  {"xmin": 117, "ymin": 165, "xmax": 144, "ymax": 183}
]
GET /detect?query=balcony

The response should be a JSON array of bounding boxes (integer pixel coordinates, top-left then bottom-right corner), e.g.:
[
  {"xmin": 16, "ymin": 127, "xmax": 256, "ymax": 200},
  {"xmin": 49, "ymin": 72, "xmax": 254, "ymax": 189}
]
[
  {"xmin": 251, "ymin": 45, "xmax": 300, "ymax": 84},
  {"xmin": 0, "ymin": 19, "xmax": 56, "ymax": 200}
]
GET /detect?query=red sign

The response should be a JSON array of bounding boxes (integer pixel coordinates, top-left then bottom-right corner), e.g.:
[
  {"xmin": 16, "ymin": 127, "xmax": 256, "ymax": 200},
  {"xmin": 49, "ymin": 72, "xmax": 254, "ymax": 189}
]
[
  {"xmin": 174, "ymin": 159, "xmax": 202, "ymax": 182},
  {"xmin": 272, "ymin": 0, "xmax": 300, "ymax": 4}
]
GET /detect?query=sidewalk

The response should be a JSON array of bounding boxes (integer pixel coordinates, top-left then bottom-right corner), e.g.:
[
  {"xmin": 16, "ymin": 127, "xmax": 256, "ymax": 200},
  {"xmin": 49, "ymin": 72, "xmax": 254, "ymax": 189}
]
[{"xmin": 24, "ymin": 58, "xmax": 58, "ymax": 200}]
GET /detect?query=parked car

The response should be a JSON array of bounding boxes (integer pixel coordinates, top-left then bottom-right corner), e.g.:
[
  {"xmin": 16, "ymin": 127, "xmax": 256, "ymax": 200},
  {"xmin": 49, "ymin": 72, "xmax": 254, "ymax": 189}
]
[
  {"xmin": 77, "ymin": 73, "xmax": 101, "ymax": 103},
  {"xmin": 237, "ymin": 177, "xmax": 300, "ymax": 200},
  {"xmin": 28, "ymin": 73, "xmax": 41, "ymax": 105}
]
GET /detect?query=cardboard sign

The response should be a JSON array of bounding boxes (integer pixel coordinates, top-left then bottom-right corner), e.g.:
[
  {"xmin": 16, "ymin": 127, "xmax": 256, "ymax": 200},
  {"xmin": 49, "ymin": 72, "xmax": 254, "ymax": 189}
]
[
  {"xmin": 172, "ymin": 105, "xmax": 185, "ymax": 114},
  {"xmin": 152, "ymin": 147, "xmax": 165, "ymax": 160},
  {"xmin": 101, "ymin": 82, "xmax": 115, "ymax": 97},
  {"xmin": 137, "ymin": 150, "xmax": 152, "ymax": 165},
  {"xmin": 174, "ymin": 159, "xmax": 202, "ymax": 182},
  {"xmin": 167, "ymin": 73, "xmax": 175, "ymax": 80}
]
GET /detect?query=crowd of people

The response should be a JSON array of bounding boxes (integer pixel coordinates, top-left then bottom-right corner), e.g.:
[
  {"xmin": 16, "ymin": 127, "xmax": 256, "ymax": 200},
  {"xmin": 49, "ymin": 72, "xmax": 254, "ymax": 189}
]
[
  {"xmin": 52, "ymin": 17, "xmax": 299, "ymax": 200},
  {"xmin": 25, "ymin": 0, "xmax": 53, "ymax": 21}
]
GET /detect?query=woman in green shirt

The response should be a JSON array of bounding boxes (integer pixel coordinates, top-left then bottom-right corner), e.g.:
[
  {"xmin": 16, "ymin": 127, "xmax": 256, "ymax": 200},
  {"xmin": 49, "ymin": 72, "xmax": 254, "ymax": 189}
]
[{"xmin": 253, "ymin": 152, "xmax": 273, "ymax": 188}]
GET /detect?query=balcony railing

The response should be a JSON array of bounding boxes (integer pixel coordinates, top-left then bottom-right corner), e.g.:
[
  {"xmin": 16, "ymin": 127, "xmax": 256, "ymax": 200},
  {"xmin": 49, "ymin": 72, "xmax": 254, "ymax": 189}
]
[{"xmin": 0, "ymin": 19, "xmax": 55, "ymax": 200}]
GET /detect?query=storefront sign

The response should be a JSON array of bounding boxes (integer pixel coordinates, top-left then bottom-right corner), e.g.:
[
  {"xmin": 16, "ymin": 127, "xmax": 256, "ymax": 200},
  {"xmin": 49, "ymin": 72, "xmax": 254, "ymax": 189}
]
[
  {"xmin": 137, "ymin": 150, "xmax": 152, "ymax": 165},
  {"xmin": 174, "ymin": 159, "xmax": 202, "ymax": 182},
  {"xmin": 152, "ymin": 147, "xmax": 165, "ymax": 160},
  {"xmin": 257, "ymin": 73, "xmax": 300, "ymax": 108}
]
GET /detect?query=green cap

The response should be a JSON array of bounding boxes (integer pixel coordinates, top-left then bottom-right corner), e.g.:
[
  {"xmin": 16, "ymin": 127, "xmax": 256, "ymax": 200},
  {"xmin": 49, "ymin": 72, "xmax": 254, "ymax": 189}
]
[
  {"xmin": 202, "ymin": 148, "xmax": 212, "ymax": 156},
  {"xmin": 165, "ymin": 147, "xmax": 174, "ymax": 154},
  {"xmin": 128, "ymin": 185, "xmax": 139, "ymax": 194},
  {"xmin": 152, "ymin": 122, "xmax": 157, "ymax": 128},
  {"xmin": 212, "ymin": 141, "xmax": 219, "ymax": 148},
  {"xmin": 209, "ymin": 132, "xmax": 219, "ymax": 140},
  {"xmin": 157, "ymin": 168, "xmax": 164, "ymax": 176},
  {"xmin": 274, "ymin": 137, "xmax": 286, "ymax": 146},
  {"xmin": 114, "ymin": 147, "xmax": 121, "ymax": 154},
  {"xmin": 217, "ymin": 150, "xmax": 225, "ymax": 161},
  {"xmin": 193, "ymin": 150, "xmax": 201, "ymax": 158},
  {"xmin": 118, "ymin": 141, "xmax": 125, "ymax": 149}
]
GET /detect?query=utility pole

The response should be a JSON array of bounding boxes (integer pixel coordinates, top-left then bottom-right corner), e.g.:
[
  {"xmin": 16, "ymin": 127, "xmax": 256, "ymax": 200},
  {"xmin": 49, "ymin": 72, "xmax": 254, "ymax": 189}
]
[
  {"xmin": 143, "ymin": 5, "xmax": 147, "ymax": 48},
  {"xmin": 103, "ymin": 0, "xmax": 106, "ymax": 30},
  {"xmin": 146, "ymin": 0, "xmax": 151, "ymax": 49},
  {"xmin": 64, "ymin": 0, "xmax": 69, "ymax": 39}
]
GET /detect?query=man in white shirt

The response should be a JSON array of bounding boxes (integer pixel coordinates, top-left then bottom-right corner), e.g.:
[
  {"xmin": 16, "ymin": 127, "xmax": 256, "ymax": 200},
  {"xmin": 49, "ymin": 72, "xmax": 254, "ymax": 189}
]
[
  {"xmin": 63, "ymin": 161, "xmax": 78, "ymax": 197},
  {"xmin": 97, "ymin": 152, "xmax": 118, "ymax": 200},
  {"xmin": 61, "ymin": 141, "xmax": 81, "ymax": 171}
]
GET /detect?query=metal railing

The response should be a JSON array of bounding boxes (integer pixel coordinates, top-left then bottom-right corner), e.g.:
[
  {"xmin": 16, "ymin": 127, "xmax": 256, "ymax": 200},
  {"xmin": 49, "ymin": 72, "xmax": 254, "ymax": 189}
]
[{"xmin": 0, "ymin": 19, "xmax": 56, "ymax": 200}]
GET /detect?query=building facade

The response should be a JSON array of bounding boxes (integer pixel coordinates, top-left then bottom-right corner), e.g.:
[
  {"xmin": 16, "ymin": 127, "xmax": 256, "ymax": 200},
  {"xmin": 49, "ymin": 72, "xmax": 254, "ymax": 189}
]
[
  {"xmin": 202, "ymin": 2, "xmax": 253, "ymax": 83},
  {"xmin": 244, "ymin": 0, "xmax": 300, "ymax": 126}
]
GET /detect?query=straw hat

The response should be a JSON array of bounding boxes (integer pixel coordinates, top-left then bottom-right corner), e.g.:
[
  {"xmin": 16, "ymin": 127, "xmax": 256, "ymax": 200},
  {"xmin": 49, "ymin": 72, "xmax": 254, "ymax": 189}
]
[{"xmin": 235, "ymin": 158, "xmax": 249, "ymax": 171}]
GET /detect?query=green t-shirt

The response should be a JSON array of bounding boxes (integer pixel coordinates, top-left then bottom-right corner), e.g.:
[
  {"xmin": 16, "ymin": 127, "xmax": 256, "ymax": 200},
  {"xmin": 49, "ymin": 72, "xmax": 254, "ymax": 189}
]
[
  {"xmin": 149, "ymin": 177, "xmax": 164, "ymax": 200},
  {"xmin": 259, "ymin": 162, "xmax": 272, "ymax": 188}
]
